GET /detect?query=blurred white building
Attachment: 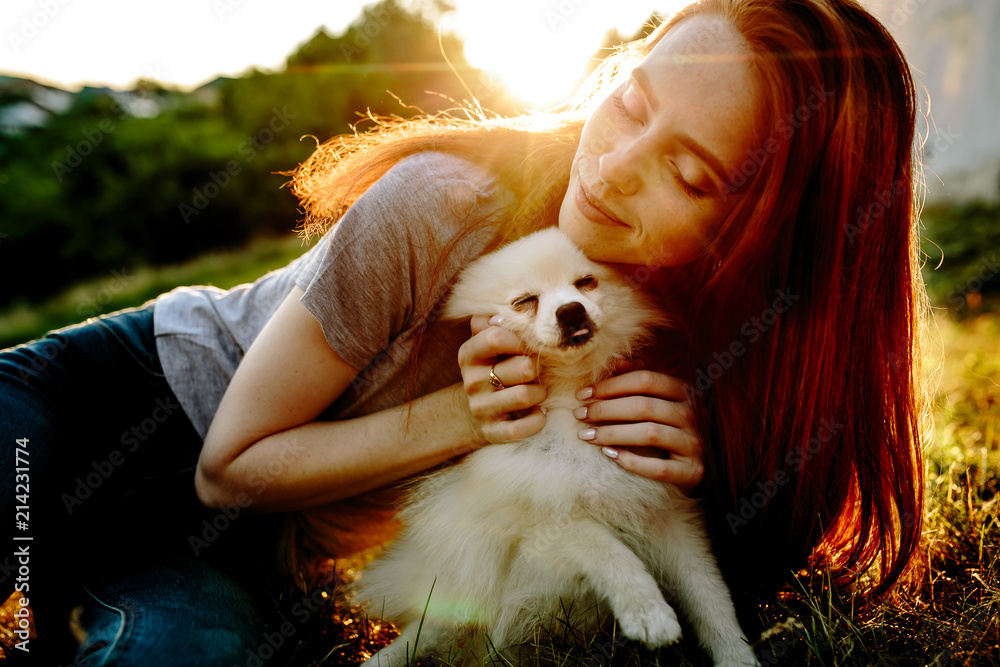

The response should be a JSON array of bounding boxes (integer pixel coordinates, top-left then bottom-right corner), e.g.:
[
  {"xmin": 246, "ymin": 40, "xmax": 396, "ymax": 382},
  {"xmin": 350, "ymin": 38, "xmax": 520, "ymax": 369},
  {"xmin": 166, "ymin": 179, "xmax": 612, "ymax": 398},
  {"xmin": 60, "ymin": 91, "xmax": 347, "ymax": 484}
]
[{"xmin": 867, "ymin": 0, "xmax": 1000, "ymax": 204}]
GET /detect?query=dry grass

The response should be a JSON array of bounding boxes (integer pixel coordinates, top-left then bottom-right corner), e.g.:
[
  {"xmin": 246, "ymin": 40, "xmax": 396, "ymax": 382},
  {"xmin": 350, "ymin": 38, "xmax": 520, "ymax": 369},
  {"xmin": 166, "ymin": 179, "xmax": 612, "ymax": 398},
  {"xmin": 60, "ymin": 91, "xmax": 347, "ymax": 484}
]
[
  {"xmin": 278, "ymin": 308, "xmax": 999, "ymax": 666},
  {"xmin": 1, "ymin": 296, "xmax": 996, "ymax": 666}
]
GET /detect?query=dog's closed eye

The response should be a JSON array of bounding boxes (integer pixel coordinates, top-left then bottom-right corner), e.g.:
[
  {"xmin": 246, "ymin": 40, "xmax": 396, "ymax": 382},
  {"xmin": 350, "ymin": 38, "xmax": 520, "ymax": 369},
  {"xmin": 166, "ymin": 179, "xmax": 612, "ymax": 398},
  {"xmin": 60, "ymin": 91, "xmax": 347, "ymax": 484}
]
[
  {"xmin": 512, "ymin": 294, "xmax": 538, "ymax": 312},
  {"xmin": 575, "ymin": 275, "xmax": 598, "ymax": 291}
]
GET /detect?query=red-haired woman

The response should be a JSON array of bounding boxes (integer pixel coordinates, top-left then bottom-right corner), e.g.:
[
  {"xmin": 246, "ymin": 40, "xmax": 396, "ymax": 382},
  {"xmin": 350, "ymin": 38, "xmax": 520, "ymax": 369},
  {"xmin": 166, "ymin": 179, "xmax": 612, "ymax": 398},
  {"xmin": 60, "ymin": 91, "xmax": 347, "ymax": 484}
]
[{"xmin": 0, "ymin": 0, "xmax": 926, "ymax": 664}]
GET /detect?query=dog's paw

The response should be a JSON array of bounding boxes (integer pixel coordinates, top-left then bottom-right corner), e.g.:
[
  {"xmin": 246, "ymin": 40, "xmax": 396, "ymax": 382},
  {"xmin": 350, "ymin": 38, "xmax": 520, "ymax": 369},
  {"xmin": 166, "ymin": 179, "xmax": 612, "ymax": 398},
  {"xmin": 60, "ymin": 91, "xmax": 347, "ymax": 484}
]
[{"xmin": 616, "ymin": 598, "xmax": 682, "ymax": 648}]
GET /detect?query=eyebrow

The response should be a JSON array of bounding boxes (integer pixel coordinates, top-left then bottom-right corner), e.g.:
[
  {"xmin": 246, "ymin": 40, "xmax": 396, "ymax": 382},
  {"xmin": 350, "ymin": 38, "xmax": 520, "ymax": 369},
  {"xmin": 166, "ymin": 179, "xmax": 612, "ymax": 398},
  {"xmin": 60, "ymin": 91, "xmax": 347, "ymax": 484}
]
[{"xmin": 632, "ymin": 67, "xmax": 730, "ymax": 193}]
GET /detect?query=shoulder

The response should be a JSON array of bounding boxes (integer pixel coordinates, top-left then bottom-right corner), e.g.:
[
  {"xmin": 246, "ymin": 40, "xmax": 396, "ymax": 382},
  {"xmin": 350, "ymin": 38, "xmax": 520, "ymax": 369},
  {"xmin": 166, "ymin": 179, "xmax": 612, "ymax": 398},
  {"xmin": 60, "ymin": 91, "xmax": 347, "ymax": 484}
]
[
  {"xmin": 384, "ymin": 150, "xmax": 495, "ymax": 184},
  {"xmin": 365, "ymin": 151, "xmax": 509, "ymax": 221}
]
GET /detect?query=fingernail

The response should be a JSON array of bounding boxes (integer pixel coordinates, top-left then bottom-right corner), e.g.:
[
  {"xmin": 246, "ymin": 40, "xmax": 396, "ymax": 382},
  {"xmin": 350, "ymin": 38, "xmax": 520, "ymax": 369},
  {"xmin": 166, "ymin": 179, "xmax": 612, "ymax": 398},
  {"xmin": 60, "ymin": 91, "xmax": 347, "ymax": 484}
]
[
  {"xmin": 576, "ymin": 386, "xmax": 594, "ymax": 400},
  {"xmin": 574, "ymin": 406, "xmax": 588, "ymax": 420},
  {"xmin": 489, "ymin": 315, "xmax": 503, "ymax": 326},
  {"xmin": 601, "ymin": 446, "xmax": 619, "ymax": 459},
  {"xmin": 578, "ymin": 428, "xmax": 596, "ymax": 441}
]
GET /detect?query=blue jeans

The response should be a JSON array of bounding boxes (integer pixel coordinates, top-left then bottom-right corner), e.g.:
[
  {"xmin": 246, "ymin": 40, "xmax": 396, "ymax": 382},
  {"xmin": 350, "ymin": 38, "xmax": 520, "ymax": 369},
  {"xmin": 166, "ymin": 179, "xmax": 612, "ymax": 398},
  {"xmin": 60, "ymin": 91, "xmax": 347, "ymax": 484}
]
[{"xmin": 1, "ymin": 305, "xmax": 281, "ymax": 666}]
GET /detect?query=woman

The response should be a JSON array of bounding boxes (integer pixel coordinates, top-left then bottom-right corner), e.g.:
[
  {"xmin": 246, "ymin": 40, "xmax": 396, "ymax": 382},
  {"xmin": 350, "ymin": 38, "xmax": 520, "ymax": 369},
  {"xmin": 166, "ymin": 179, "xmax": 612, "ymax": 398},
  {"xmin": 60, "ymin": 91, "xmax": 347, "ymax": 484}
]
[{"xmin": 0, "ymin": 0, "xmax": 926, "ymax": 664}]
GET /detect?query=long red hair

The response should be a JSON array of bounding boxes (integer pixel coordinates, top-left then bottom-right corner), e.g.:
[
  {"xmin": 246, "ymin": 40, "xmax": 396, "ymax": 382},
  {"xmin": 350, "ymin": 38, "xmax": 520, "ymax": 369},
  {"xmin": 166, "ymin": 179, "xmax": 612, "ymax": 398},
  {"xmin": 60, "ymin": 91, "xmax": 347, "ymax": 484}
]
[
  {"xmin": 666, "ymin": 0, "xmax": 928, "ymax": 608},
  {"xmin": 290, "ymin": 0, "xmax": 928, "ymax": 608}
]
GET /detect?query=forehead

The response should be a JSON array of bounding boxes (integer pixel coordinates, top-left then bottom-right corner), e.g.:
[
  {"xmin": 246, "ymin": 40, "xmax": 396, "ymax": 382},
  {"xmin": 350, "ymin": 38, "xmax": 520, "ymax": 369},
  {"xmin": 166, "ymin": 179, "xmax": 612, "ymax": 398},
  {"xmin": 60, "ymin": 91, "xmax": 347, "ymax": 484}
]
[{"xmin": 637, "ymin": 15, "xmax": 764, "ymax": 173}]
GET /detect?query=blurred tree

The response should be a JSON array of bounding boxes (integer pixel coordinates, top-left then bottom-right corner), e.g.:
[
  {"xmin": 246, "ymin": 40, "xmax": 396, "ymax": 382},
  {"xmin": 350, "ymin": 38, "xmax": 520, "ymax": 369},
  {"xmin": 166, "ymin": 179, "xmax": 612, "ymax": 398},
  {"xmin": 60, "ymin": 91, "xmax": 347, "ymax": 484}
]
[{"xmin": 0, "ymin": 0, "xmax": 514, "ymax": 309}]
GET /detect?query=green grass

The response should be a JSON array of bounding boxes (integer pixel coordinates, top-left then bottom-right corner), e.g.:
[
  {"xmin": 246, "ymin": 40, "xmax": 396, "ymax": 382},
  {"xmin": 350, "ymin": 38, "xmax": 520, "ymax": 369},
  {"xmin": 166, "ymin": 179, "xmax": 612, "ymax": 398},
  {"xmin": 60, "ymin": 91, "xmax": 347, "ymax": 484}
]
[{"xmin": 0, "ymin": 232, "xmax": 311, "ymax": 349}]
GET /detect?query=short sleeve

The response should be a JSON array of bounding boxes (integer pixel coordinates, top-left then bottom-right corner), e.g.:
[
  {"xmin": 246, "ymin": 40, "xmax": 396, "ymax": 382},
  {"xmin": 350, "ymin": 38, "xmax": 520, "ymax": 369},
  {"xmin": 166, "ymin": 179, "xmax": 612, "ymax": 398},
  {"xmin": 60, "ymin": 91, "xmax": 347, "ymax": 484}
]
[{"xmin": 296, "ymin": 151, "xmax": 508, "ymax": 371}]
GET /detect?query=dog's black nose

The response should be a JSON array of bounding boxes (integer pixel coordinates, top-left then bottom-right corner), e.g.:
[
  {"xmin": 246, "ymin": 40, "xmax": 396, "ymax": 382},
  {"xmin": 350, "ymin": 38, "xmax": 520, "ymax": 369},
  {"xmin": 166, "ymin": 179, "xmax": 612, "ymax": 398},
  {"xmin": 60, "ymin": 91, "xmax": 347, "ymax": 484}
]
[{"xmin": 556, "ymin": 302, "xmax": 594, "ymax": 347}]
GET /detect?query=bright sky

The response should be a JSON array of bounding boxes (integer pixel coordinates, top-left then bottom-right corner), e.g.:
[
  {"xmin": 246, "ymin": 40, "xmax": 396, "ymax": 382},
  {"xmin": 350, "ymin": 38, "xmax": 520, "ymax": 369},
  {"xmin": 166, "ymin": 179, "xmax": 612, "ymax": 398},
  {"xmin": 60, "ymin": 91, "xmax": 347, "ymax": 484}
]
[{"xmin": 0, "ymin": 0, "xmax": 692, "ymax": 109}]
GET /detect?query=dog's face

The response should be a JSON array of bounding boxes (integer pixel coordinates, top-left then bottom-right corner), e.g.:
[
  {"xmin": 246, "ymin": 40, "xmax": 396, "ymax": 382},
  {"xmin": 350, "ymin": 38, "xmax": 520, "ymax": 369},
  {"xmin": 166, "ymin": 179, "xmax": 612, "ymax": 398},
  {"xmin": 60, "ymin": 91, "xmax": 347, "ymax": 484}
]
[{"xmin": 445, "ymin": 228, "xmax": 664, "ymax": 366}]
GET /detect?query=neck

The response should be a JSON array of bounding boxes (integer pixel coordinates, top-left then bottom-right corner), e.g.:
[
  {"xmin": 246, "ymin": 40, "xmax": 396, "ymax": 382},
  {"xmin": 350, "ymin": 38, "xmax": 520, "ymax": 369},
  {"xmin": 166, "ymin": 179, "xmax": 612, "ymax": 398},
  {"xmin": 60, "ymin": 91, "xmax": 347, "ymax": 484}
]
[{"xmin": 537, "ymin": 357, "xmax": 611, "ymax": 413}]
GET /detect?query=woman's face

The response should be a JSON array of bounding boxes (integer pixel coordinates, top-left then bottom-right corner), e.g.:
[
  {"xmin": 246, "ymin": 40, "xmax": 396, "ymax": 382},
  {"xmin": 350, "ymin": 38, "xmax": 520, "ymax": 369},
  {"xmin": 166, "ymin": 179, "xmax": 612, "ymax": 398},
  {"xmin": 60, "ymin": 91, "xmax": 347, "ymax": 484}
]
[{"xmin": 559, "ymin": 14, "xmax": 764, "ymax": 267}]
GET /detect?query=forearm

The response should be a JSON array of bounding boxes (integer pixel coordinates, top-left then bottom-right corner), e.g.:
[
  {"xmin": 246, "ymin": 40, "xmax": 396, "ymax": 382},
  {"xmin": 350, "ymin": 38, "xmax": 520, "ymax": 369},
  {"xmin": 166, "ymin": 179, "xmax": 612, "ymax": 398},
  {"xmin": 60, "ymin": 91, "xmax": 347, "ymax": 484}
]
[{"xmin": 195, "ymin": 383, "xmax": 482, "ymax": 512}]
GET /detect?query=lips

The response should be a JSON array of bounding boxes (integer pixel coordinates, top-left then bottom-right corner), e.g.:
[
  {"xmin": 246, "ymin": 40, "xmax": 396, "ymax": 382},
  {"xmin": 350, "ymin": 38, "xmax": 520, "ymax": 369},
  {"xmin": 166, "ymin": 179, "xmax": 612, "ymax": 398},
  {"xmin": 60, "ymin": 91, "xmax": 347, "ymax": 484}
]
[{"xmin": 575, "ymin": 179, "xmax": 628, "ymax": 228}]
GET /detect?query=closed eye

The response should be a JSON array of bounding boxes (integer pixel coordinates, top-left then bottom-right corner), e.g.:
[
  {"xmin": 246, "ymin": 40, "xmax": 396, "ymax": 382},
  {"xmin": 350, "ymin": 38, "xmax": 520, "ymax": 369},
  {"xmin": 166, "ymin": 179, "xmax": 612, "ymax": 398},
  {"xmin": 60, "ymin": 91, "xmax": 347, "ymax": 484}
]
[
  {"xmin": 612, "ymin": 94, "xmax": 643, "ymax": 127},
  {"xmin": 512, "ymin": 295, "xmax": 538, "ymax": 312},
  {"xmin": 574, "ymin": 275, "xmax": 597, "ymax": 290},
  {"xmin": 669, "ymin": 163, "xmax": 708, "ymax": 201}
]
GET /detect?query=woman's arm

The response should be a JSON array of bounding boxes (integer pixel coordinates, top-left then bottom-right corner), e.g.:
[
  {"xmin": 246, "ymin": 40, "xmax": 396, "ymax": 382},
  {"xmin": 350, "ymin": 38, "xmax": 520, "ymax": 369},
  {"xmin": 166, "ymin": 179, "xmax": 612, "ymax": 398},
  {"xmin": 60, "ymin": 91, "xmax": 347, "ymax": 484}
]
[{"xmin": 194, "ymin": 285, "xmax": 486, "ymax": 512}]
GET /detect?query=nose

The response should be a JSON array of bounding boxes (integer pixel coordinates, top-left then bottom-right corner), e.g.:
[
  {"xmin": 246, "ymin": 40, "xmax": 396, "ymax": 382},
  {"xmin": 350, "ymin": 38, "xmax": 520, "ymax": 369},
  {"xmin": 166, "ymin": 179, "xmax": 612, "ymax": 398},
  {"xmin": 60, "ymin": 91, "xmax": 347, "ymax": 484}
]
[
  {"xmin": 556, "ymin": 302, "xmax": 594, "ymax": 347},
  {"xmin": 598, "ymin": 140, "xmax": 641, "ymax": 196}
]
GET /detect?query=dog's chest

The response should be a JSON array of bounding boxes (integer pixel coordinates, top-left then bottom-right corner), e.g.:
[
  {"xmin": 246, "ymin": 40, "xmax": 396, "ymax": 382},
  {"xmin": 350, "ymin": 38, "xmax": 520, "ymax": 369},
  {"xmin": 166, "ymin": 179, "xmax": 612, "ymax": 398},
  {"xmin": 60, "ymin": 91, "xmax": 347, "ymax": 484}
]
[{"xmin": 490, "ymin": 409, "xmax": 663, "ymax": 510}]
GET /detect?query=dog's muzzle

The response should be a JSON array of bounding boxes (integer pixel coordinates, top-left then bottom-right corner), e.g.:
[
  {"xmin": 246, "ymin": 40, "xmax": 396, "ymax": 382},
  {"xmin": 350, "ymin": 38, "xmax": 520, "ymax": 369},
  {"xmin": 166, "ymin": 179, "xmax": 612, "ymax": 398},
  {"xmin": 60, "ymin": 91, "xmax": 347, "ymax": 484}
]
[{"xmin": 556, "ymin": 302, "xmax": 595, "ymax": 347}]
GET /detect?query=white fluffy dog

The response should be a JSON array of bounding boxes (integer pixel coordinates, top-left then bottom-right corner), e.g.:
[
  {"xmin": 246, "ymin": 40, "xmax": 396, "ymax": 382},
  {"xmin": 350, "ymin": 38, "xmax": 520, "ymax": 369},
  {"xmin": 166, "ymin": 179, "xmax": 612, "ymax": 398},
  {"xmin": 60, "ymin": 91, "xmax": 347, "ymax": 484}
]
[{"xmin": 355, "ymin": 228, "xmax": 756, "ymax": 666}]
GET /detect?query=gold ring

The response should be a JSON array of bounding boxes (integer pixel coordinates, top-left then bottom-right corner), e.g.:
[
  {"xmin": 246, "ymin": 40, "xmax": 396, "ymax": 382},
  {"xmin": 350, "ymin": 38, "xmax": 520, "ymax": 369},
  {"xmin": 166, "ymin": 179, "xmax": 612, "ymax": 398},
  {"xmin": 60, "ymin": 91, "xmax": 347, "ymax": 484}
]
[{"xmin": 489, "ymin": 364, "xmax": 506, "ymax": 391}]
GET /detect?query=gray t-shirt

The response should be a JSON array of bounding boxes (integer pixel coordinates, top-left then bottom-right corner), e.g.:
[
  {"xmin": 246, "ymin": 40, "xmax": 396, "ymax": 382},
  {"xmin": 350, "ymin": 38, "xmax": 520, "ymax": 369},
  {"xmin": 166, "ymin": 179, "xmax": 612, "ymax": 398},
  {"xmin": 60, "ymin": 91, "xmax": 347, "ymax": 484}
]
[{"xmin": 153, "ymin": 151, "xmax": 511, "ymax": 441}]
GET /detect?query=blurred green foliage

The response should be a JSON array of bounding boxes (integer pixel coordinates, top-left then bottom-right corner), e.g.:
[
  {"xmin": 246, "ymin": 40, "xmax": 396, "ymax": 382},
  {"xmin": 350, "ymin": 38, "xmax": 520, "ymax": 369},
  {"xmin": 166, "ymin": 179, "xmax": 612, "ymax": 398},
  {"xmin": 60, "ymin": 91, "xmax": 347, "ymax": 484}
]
[
  {"xmin": 920, "ymin": 202, "xmax": 1000, "ymax": 313},
  {"xmin": 0, "ymin": 0, "xmax": 517, "ymax": 311},
  {"xmin": 2, "ymin": 0, "xmax": 996, "ymax": 326}
]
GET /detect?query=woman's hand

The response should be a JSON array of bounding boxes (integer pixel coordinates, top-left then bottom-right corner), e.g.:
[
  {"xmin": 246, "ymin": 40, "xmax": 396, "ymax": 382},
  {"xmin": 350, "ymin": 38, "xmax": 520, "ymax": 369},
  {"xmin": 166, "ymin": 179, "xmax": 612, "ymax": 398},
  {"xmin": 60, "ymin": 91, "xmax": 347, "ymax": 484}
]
[
  {"xmin": 575, "ymin": 368, "xmax": 705, "ymax": 496},
  {"xmin": 457, "ymin": 315, "xmax": 546, "ymax": 445}
]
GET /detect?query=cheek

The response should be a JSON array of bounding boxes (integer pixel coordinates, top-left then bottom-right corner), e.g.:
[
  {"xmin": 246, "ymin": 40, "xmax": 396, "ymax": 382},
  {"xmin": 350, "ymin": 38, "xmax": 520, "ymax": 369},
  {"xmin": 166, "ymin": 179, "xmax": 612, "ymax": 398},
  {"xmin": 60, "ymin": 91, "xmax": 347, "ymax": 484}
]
[
  {"xmin": 578, "ymin": 101, "xmax": 620, "ymax": 160},
  {"xmin": 638, "ymin": 229, "xmax": 704, "ymax": 267},
  {"xmin": 636, "ymin": 204, "xmax": 722, "ymax": 266}
]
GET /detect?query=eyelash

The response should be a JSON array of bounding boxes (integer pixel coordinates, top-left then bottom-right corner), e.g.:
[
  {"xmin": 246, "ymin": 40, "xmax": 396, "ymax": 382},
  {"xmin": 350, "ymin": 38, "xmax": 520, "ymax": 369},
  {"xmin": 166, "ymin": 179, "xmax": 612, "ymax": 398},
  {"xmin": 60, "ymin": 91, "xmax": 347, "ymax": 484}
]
[
  {"xmin": 612, "ymin": 93, "xmax": 642, "ymax": 126},
  {"xmin": 611, "ymin": 90, "xmax": 707, "ymax": 201},
  {"xmin": 671, "ymin": 167, "xmax": 707, "ymax": 200}
]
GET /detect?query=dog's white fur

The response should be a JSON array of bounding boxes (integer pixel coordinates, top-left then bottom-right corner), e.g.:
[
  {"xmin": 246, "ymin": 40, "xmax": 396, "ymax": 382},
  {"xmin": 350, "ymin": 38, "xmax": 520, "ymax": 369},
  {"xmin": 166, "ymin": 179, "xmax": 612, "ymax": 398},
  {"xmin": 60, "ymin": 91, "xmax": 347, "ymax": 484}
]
[{"xmin": 356, "ymin": 228, "xmax": 757, "ymax": 666}]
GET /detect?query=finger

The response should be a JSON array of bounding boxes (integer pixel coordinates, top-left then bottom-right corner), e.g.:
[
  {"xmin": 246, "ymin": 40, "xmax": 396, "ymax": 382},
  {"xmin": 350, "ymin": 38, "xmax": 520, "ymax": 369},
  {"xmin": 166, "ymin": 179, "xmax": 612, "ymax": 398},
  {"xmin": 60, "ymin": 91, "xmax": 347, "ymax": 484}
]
[
  {"xmin": 486, "ymin": 355, "xmax": 539, "ymax": 392},
  {"xmin": 481, "ymin": 407, "xmax": 546, "ymax": 444},
  {"xmin": 586, "ymin": 370, "xmax": 691, "ymax": 402},
  {"xmin": 470, "ymin": 315, "xmax": 491, "ymax": 335},
  {"xmin": 576, "ymin": 395, "xmax": 693, "ymax": 429},
  {"xmin": 458, "ymin": 326, "xmax": 530, "ymax": 367},
  {"xmin": 600, "ymin": 446, "xmax": 704, "ymax": 495},
  {"xmin": 609, "ymin": 357, "xmax": 638, "ymax": 375},
  {"xmin": 469, "ymin": 383, "xmax": 546, "ymax": 422},
  {"xmin": 578, "ymin": 422, "xmax": 702, "ymax": 460}
]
